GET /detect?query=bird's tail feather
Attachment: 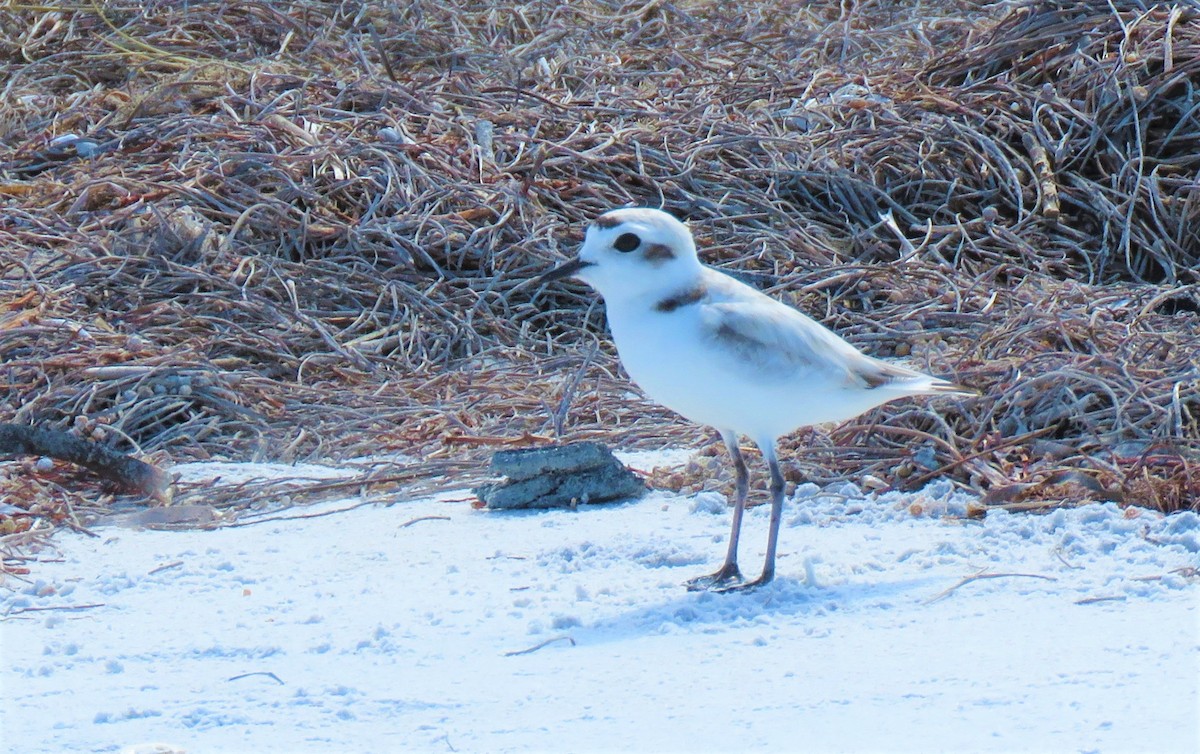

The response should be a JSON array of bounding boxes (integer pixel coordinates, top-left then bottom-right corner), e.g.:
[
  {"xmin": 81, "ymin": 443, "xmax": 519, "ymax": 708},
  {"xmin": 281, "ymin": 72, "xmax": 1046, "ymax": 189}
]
[
  {"xmin": 923, "ymin": 376, "xmax": 979, "ymax": 397},
  {"xmin": 860, "ymin": 359, "xmax": 978, "ymax": 398}
]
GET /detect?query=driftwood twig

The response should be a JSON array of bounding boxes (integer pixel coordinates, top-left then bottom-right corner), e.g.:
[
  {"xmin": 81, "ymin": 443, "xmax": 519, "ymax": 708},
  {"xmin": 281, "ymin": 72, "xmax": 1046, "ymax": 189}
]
[
  {"xmin": 227, "ymin": 672, "xmax": 285, "ymax": 685},
  {"xmin": 926, "ymin": 569, "xmax": 1058, "ymax": 603},
  {"xmin": 0, "ymin": 424, "xmax": 171, "ymax": 503},
  {"xmin": 398, "ymin": 515, "xmax": 451, "ymax": 528},
  {"xmin": 504, "ymin": 635, "xmax": 577, "ymax": 657}
]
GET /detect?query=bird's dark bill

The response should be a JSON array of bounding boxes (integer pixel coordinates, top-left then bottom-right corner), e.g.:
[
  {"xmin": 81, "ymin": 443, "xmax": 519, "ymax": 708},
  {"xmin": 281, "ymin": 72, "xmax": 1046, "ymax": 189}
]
[{"xmin": 535, "ymin": 257, "xmax": 593, "ymax": 285}]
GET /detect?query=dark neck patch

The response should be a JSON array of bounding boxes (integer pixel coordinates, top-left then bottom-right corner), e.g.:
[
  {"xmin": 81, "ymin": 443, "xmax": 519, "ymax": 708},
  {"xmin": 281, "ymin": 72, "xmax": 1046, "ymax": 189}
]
[
  {"xmin": 655, "ymin": 284, "xmax": 707, "ymax": 313},
  {"xmin": 592, "ymin": 214, "xmax": 622, "ymax": 230},
  {"xmin": 643, "ymin": 242, "xmax": 675, "ymax": 264}
]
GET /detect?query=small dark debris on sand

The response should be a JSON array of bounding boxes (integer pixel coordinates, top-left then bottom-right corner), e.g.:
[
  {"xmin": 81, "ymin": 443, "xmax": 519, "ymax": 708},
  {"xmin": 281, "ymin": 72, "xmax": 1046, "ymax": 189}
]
[{"xmin": 474, "ymin": 442, "xmax": 646, "ymax": 510}]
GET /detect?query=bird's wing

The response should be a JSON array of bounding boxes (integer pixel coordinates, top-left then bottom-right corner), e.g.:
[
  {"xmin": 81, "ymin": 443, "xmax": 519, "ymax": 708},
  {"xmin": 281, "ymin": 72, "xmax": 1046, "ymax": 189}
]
[{"xmin": 699, "ymin": 293, "xmax": 935, "ymax": 390}]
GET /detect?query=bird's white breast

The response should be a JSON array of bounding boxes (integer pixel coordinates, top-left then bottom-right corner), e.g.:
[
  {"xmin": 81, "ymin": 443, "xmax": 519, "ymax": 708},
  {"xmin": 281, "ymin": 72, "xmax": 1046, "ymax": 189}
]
[{"xmin": 604, "ymin": 288, "xmax": 895, "ymax": 442}]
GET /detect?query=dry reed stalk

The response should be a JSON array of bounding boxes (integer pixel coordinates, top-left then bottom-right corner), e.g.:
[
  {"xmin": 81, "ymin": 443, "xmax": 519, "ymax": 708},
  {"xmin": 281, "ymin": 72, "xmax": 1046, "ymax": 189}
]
[{"xmin": 0, "ymin": 0, "xmax": 1195, "ymax": 545}]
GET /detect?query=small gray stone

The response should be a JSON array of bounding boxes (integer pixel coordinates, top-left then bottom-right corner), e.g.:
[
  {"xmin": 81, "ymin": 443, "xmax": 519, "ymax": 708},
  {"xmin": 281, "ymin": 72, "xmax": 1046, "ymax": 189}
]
[
  {"xmin": 474, "ymin": 442, "xmax": 646, "ymax": 509},
  {"xmin": 488, "ymin": 441, "xmax": 617, "ymax": 480}
]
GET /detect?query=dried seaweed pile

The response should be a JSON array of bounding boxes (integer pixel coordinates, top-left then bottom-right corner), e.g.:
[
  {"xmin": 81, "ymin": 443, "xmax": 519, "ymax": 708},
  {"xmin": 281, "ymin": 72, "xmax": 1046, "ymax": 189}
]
[{"xmin": 1, "ymin": 0, "xmax": 1197, "ymax": 536}]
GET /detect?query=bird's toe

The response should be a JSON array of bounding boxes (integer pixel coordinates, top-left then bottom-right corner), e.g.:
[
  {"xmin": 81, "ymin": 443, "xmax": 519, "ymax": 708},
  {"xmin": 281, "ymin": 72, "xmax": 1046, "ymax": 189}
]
[
  {"xmin": 685, "ymin": 564, "xmax": 744, "ymax": 591},
  {"xmin": 711, "ymin": 571, "xmax": 774, "ymax": 594}
]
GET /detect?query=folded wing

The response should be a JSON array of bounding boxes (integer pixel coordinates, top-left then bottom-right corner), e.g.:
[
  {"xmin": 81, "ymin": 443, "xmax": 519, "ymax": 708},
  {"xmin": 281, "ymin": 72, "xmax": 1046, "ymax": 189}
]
[{"xmin": 701, "ymin": 293, "xmax": 972, "ymax": 396}]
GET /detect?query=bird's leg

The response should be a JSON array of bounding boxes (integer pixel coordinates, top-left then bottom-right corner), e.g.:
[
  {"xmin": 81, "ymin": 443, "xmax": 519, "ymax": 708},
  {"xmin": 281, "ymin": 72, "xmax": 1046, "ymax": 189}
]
[
  {"xmin": 715, "ymin": 441, "xmax": 784, "ymax": 593},
  {"xmin": 686, "ymin": 430, "xmax": 747, "ymax": 590}
]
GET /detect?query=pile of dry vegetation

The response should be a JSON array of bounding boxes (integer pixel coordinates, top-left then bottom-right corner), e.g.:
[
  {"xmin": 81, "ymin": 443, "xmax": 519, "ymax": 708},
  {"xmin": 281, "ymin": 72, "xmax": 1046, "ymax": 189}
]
[{"xmin": 0, "ymin": 0, "xmax": 1196, "ymax": 539}]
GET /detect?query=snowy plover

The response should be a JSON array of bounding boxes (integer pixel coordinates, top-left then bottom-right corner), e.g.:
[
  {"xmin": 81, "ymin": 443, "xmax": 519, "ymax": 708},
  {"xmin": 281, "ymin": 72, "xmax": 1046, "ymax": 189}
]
[{"xmin": 537, "ymin": 208, "xmax": 975, "ymax": 592}]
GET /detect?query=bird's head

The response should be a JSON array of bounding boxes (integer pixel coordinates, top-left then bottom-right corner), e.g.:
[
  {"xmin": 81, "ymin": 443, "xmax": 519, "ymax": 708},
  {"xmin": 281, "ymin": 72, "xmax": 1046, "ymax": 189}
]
[{"xmin": 537, "ymin": 208, "xmax": 703, "ymax": 303}]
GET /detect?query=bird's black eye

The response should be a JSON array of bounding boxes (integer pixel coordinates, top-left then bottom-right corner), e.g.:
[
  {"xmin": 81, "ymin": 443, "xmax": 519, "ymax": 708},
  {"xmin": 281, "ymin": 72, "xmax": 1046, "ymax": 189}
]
[{"xmin": 613, "ymin": 232, "xmax": 640, "ymax": 253}]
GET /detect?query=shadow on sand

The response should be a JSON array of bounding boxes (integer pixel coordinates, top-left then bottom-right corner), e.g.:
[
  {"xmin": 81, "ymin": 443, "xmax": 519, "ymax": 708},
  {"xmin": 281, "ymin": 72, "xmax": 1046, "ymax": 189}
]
[{"xmin": 578, "ymin": 569, "xmax": 946, "ymax": 645}]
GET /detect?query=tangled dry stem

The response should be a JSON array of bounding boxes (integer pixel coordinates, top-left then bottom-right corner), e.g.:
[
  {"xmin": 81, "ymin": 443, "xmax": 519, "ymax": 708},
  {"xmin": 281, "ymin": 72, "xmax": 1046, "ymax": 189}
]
[{"xmin": 0, "ymin": 0, "xmax": 1196, "ymax": 537}]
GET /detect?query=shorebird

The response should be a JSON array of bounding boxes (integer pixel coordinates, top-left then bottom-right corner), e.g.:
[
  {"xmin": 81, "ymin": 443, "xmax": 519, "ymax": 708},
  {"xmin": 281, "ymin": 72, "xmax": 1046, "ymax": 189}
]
[{"xmin": 537, "ymin": 208, "xmax": 974, "ymax": 591}]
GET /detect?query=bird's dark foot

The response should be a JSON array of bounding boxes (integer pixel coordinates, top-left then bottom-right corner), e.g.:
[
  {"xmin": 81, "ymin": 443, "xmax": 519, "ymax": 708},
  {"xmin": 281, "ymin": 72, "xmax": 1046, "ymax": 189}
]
[
  {"xmin": 685, "ymin": 563, "xmax": 744, "ymax": 591},
  {"xmin": 712, "ymin": 571, "xmax": 774, "ymax": 594}
]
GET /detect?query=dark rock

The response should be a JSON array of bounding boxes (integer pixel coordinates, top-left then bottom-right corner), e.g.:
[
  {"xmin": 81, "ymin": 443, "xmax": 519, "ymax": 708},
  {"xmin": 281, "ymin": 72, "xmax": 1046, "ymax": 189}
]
[{"xmin": 474, "ymin": 441, "xmax": 646, "ymax": 509}]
